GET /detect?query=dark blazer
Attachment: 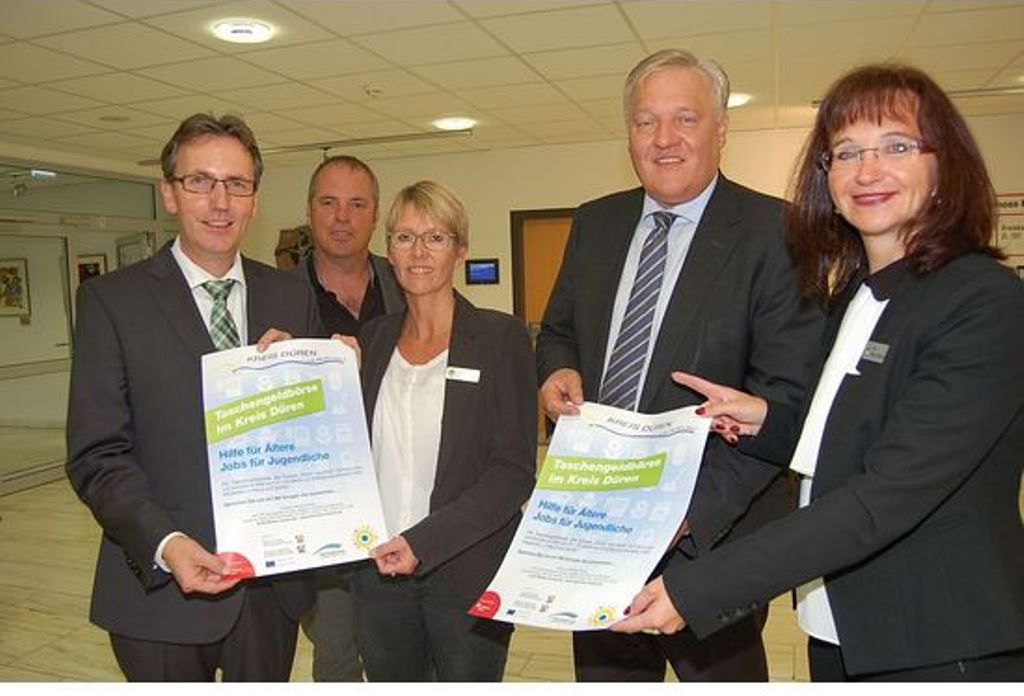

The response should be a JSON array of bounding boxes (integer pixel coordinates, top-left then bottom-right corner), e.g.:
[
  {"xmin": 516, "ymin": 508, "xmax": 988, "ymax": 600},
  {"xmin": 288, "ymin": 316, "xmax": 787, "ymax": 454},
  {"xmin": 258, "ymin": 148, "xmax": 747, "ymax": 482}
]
[
  {"xmin": 666, "ymin": 254, "xmax": 1024, "ymax": 676},
  {"xmin": 537, "ymin": 176, "xmax": 823, "ymax": 554},
  {"xmin": 66, "ymin": 244, "xmax": 320, "ymax": 644},
  {"xmin": 359, "ymin": 292, "xmax": 537, "ymax": 600}
]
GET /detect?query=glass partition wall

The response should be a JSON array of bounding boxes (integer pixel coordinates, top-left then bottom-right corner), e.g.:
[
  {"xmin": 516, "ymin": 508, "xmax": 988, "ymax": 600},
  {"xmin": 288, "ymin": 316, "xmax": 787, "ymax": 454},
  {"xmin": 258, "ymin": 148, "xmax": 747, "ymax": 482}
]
[{"xmin": 0, "ymin": 161, "xmax": 166, "ymax": 495}]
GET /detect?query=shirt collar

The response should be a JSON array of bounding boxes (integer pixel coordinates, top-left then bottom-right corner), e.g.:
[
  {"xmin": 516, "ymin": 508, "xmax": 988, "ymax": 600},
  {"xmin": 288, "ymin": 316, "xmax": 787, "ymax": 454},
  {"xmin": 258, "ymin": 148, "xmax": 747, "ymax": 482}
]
[
  {"xmin": 171, "ymin": 236, "xmax": 246, "ymax": 290},
  {"xmin": 641, "ymin": 172, "xmax": 719, "ymax": 226},
  {"xmin": 864, "ymin": 257, "xmax": 910, "ymax": 301}
]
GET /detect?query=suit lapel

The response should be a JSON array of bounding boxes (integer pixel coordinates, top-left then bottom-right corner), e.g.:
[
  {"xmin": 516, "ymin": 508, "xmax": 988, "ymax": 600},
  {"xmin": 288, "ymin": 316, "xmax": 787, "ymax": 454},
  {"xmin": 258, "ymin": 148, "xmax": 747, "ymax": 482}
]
[
  {"xmin": 434, "ymin": 293, "xmax": 476, "ymax": 486},
  {"xmin": 640, "ymin": 176, "xmax": 744, "ymax": 410},
  {"xmin": 243, "ymin": 258, "xmax": 273, "ymax": 344},
  {"xmin": 361, "ymin": 313, "xmax": 404, "ymax": 428},
  {"xmin": 146, "ymin": 245, "xmax": 216, "ymax": 358},
  {"xmin": 585, "ymin": 189, "xmax": 645, "ymax": 390}
]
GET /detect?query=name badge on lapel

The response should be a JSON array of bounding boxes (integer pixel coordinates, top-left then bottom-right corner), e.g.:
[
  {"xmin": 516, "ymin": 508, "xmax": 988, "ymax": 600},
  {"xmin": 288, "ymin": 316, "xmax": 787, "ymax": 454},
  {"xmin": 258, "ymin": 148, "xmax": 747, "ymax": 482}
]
[
  {"xmin": 861, "ymin": 341, "xmax": 889, "ymax": 365},
  {"xmin": 446, "ymin": 366, "xmax": 480, "ymax": 384}
]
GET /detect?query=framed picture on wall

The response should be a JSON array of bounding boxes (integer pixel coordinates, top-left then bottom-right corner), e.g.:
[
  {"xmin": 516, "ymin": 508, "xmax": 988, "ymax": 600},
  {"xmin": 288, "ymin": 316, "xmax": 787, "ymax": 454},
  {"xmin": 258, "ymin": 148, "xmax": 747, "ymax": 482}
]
[
  {"xmin": 0, "ymin": 258, "xmax": 30, "ymax": 317},
  {"xmin": 77, "ymin": 254, "xmax": 108, "ymax": 283}
]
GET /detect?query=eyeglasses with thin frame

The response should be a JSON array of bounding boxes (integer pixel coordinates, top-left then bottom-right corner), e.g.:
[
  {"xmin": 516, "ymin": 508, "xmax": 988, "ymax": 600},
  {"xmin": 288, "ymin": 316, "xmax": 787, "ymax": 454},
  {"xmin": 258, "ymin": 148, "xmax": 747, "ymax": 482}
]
[
  {"xmin": 387, "ymin": 229, "xmax": 459, "ymax": 251},
  {"xmin": 170, "ymin": 173, "xmax": 257, "ymax": 197},
  {"xmin": 818, "ymin": 136, "xmax": 934, "ymax": 172}
]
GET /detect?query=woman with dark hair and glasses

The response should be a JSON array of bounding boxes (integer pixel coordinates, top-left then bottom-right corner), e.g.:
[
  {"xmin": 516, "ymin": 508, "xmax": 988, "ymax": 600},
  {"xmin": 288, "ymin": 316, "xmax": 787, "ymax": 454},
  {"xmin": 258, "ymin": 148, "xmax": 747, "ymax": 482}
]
[
  {"xmin": 611, "ymin": 64, "xmax": 1024, "ymax": 681},
  {"xmin": 352, "ymin": 180, "xmax": 536, "ymax": 681}
]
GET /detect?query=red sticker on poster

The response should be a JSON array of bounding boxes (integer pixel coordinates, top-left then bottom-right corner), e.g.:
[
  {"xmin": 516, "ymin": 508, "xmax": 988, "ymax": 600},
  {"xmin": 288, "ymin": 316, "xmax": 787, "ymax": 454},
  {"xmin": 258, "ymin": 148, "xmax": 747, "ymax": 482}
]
[
  {"xmin": 468, "ymin": 590, "xmax": 501, "ymax": 618},
  {"xmin": 217, "ymin": 552, "xmax": 255, "ymax": 580}
]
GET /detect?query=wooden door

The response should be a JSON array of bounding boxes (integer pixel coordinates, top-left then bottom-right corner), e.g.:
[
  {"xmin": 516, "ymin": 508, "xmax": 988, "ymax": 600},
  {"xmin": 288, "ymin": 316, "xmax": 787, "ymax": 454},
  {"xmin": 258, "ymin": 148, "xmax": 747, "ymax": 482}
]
[{"xmin": 511, "ymin": 210, "xmax": 574, "ymax": 443}]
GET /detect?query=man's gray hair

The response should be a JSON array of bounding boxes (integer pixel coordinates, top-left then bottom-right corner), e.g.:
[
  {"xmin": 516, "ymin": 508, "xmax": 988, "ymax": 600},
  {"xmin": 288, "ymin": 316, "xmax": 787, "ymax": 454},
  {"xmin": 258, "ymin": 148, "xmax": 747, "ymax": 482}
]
[{"xmin": 623, "ymin": 49, "xmax": 731, "ymax": 121}]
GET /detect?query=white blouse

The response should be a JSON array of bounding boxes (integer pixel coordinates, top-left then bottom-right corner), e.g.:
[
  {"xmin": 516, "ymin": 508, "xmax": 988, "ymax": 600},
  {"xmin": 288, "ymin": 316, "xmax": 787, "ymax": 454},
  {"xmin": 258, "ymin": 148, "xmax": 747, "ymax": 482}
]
[{"xmin": 371, "ymin": 347, "xmax": 449, "ymax": 537}]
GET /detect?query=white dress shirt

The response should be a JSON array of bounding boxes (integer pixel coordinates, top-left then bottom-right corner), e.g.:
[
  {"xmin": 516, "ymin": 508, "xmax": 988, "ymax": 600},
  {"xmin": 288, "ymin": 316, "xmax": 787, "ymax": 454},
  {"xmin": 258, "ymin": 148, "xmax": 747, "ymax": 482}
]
[
  {"xmin": 372, "ymin": 348, "xmax": 448, "ymax": 537},
  {"xmin": 789, "ymin": 281, "xmax": 889, "ymax": 645},
  {"xmin": 601, "ymin": 175, "xmax": 718, "ymax": 410}
]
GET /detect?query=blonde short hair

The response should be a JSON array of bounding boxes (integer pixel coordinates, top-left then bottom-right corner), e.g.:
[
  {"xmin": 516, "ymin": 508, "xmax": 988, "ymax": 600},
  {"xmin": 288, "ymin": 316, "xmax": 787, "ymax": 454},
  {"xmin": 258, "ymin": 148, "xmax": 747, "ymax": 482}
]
[{"xmin": 385, "ymin": 180, "xmax": 469, "ymax": 248}]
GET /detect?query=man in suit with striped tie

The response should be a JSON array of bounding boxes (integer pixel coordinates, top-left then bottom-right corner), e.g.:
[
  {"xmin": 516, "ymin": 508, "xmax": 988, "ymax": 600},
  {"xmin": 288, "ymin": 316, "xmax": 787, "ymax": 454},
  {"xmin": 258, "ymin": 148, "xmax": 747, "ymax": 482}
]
[
  {"xmin": 536, "ymin": 49, "xmax": 823, "ymax": 682},
  {"xmin": 66, "ymin": 113, "xmax": 320, "ymax": 681}
]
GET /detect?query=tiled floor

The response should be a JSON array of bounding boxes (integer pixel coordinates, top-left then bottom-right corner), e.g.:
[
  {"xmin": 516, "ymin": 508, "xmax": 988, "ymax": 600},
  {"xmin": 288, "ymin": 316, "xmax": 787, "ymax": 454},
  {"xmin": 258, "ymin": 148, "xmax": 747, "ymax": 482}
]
[{"xmin": 0, "ymin": 478, "xmax": 811, "ymax": 683}]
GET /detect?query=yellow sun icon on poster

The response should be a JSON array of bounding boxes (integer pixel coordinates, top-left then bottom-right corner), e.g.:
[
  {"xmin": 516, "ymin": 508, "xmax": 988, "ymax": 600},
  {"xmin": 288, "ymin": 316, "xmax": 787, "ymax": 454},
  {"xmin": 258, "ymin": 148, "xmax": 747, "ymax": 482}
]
[
  {"xmin": 588, "ymin": 606, "xmax": 617, "ymax": 626},
  {"xmin": 353, "ymin": 526, "xmax": 378, "ymax": 551}
]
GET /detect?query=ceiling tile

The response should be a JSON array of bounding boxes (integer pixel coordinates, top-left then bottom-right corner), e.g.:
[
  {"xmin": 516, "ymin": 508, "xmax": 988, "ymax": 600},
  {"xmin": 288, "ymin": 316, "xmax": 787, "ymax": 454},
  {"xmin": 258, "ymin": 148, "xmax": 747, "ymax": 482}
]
[
  {"xmin": 237, "ymin": 39, "xmax": 389, "ymax": 80},
  {"xmin": 143, "ymin": 0, "xmax": 334, "ymax": 51},
  {"xmin": 899, "ymin": 41, "xmax": 1023, "ymax": 74},
  {"xmin": 989, "ymin": 64, "xmax": 1024, "ymax": 89},
  {"xmin": 481, "ymin": 5, "xmax": 634, "ymax": 53},
  {"xmin": 0, "ymin": 85, "xmax": 104, "ymax": 115},
  {"xmin": 369, "ymin": 92, "xmax": 474, "ymax": 119},
  {"xmin": 130, "ymin": 95, "xmax": 252, "ymax": 122},
  {"xmin": 909, "ymin": 5, "xmax": 1024, "ymax": 46},
  {"xmin": 555, "ymin": 74, "xmax": 625, "ymax": 102},
  {"xmin": 516, "ymin": 118, "xmax": 610, "ymax": 143},
  {"xmin": 0, "ymin": 116, "xmax": 100, "ymax": 139},
  {"xmin": 645, "ymin": 31, "xmax": 773, "ymax": 67},
  {"xmin": 0, "ymin": 42, "xmax": 108, "ymax": 82},
  {"xmin": 46, "ymin": 73, "xmax": 189, "ymax": 103},
  {"xmin": 461, "ymin": 82, "xmax": 564, "ymax": 110},
  {"xmin": 55, "ymin": 130, "xmax": 156, "ymax": 150},
  {"xmin": 623, "ymin": 1, "xmax": 772, "ymax": 39},
  {"xmin": 286, "ymin": 0, "xmax": 464, "ymax": 36},
  {"xmin": 121, "ymin": 122, "xmax": 195, "ymax": 142},
  {"xmin": 0, "ymin": 1, "xmax": 123, "ymax": 39},
  {"xmin": 231, "ymin": 111, "xmax": 310, "ymax": 135},
  {"xmin": 522, "ymin": 43, "xmax": 646, "ymax": 81},
  {"xmin": 454, "ymin": 1, "xmax": 601, "ymax": 18},
  {"xmin": 776, "ymin": 0, "xmax": 925, "ymax": 26},
  {"xmin": 51, "ymin": 105, "xmax": 171, "ymax": 131},
  {"xmin": 261, "ymin": 126, "xmax": 348, "ymax": 147},
  {"xmin": 484, "ymin": 101, "xmax": 590, "ymax": 124},
  {"xmin": 779, "ymin": 17, "xmax": 916, "ymax": 58},
  {"xmin": 577, "ymin": 96, "xmax": 625, "ymax": 119},
  {"xmin": 351, "ymin": 22, "xmax": 508, "ymax": 66},
  {"xmin": 334, "ymin": 119, "xmax": 429, "ymax": 139},
  {"xmin": 218, "ymin": 82, "xmax": 338, "ymax": 110},
  {"xmin": 33, "ymin": 22, "xmax": 215, "ymax": 69},
  {"xmin": 274, "ymin": 102, "xmax": 387, "ymax": 128},
  {"xmin": 930, "ymin": 69, "xmax": 1009, "ymax": 92},
  {"xmin": 411, "ymin": 56, "xmax": 540, "ymax": 90},
  {"xmin": 89, "ymin": 1, "xmax": 224, "ymax": 19},
  {"xmin": 137, "ymin": 56, "xmax": 283, "ymax": 92},
  {"xmin": 310, "ymin": 70, "xmax": 436, "ymax": 102}
]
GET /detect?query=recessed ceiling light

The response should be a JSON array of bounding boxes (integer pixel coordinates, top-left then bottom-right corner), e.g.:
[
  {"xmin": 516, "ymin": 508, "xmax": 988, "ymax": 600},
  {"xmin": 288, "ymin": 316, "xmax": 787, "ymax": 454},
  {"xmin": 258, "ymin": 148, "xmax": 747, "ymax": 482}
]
[
  {"xmin": 432, "ymin": 116, "xmax": 476, "ymax": 131},
  {"xmin": 728, "ymin": 92, "xmax": 752, "ymax": 108},
  {"xmin": 212, "ymin": 19, "xmax": 274, "ymax": 44}
]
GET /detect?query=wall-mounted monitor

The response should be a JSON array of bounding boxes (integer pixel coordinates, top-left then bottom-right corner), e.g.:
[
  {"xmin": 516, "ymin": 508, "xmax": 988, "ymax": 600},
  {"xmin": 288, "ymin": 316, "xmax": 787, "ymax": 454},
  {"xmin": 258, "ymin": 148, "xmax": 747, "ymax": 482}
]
[{"xmin": 465, "ymin": 258, "xmax": 500, "ymax": 285}]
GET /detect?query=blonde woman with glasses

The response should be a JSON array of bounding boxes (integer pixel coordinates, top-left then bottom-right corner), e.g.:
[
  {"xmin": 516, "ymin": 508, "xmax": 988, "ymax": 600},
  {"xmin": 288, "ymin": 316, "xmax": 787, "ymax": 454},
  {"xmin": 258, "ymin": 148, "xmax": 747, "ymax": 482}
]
[{"xmin": 352, "ymin": 180, "xmax": 536, "ymax": 681}]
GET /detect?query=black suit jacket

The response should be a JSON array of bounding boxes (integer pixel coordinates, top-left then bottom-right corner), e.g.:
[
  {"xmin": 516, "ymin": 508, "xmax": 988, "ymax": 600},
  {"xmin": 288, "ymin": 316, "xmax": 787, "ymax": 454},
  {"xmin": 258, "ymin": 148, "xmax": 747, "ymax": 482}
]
[
  {"xmin": 666, "ymin": 254, "xmax": 1024, "ymax": 675},
  {"xmin": 537, "ymin": 176, "xmax": 823, "ymax": 553},
  {"xmin": 66, "ymin": 244, "xmax": 320, "ymax": 644},
  {"xmin": 359, "ymin": 292, "xmax": 537, "ymax": 601}
]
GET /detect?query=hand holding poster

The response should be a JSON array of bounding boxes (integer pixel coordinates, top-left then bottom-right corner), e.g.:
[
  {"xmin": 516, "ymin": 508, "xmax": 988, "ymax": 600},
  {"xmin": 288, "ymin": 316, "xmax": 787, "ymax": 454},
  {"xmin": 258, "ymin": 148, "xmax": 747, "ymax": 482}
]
[
  {"xmin": 471, "ymin": 402, "xmax": 709, "ymax": 631},
  {"xmin": 202, "ymin": 338, "xmax": 387, "ymax": 578}
]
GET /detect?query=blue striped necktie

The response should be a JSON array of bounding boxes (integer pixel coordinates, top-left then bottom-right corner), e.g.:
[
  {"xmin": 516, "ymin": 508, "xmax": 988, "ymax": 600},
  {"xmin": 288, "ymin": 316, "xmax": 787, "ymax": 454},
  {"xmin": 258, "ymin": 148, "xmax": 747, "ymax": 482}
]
[{"xmin": 599, "ymin": 211, "xmax": 676, "ymax": 410}]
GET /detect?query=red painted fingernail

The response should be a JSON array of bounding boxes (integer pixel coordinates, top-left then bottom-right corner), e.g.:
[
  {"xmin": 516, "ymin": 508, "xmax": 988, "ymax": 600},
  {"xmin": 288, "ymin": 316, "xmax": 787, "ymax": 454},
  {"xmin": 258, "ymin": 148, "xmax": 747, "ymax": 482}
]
[
  {"xmin": 624, "ymin": 606, "xmax": 631, "ymax": 615},
  {"xmin": 695, "ymin": 407, "xmax": 705, "ymax": 415},
  {"xmin": 730, "ymin": 425, "xmax": 740, "ymax": 433}
]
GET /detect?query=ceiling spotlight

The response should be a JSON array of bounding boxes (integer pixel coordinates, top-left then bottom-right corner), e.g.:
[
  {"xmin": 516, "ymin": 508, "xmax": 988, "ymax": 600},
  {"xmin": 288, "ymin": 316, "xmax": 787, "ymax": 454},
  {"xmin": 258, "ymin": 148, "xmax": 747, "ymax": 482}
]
[
  {"xmin": 212, "ymin": 19, "xmax": 274, "ymax": 44},
  {"xmin": 29, "ymin": 169, "xmax": 56, "ymax": 179},
  {"xmin": 728, "ymin": 93, "xmax": 752, "ymax": 108},
  {"xmin": 432, "ymin": 116, "xmax": 476, "ymax": 131}
]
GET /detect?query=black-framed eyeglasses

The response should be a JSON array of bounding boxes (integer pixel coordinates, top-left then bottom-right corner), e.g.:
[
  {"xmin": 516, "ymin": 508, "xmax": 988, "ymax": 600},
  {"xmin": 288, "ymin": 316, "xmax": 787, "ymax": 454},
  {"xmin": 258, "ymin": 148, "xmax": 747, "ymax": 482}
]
[
  {"xmin": 818, "ymin": 136, "xmax": 934, "ymax": 172},
  {"xmin": 170, "ymin": 173, "xmax": 257, "ymax": 197},
  {"xmin": 387, "ymin": 230, "xmax": 459, "ymax": 251}
]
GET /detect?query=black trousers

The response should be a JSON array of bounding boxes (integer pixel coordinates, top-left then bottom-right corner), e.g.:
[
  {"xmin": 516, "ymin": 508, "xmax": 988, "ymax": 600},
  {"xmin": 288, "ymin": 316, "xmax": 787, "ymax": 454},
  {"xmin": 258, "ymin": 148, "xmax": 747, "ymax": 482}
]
[
  {"xmin": 109, "ymin": 584, "xmax": 299, "ymax": 682},
  {"xmin": 809, "ymin": 638, "xmax": 1024, "ymax": 682},
  {"xmin": 573, "ymin": 608, "xmax": 769, "ymax": 682}
]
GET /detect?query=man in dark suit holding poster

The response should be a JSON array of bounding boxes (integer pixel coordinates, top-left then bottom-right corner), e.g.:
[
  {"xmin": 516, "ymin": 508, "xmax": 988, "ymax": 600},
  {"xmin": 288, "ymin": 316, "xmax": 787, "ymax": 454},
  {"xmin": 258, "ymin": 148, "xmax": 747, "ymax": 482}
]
[
  {"xmin": 536, "ymin": 49, "xmax": 823, "ymax": 681},
  {"xmin": 66, "ymin": 113, "xmax": 320, "ymax": 681}
]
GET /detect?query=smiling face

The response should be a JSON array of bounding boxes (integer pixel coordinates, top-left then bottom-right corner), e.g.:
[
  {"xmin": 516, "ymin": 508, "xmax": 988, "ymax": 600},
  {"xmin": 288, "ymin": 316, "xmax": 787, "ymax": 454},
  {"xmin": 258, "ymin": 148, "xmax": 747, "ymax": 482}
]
[
  {"xmin": 827, "ymin": 112, "xmax": 938, "ymax": 267},
  {"xmin": 160, "ymin": 135, "xmax": 256, "ymax": 276},
  {"xmin": 627, "ymin": 66, "xmax": 727, "ymax": 207},
  {"xmin": 387, "ymin": 206, "xmax": 465, "ymax": 300},
  {"xmin": 307, "ymin": 163, "xmax": 378, "ymax": 263}
]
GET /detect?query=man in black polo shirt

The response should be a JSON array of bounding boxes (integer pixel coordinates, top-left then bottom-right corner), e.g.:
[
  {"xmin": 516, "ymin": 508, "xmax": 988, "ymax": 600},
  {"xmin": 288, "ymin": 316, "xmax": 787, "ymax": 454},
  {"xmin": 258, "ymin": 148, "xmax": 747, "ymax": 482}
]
[{"xmin": 292, "ymin": 155, "xmax": 403, "ymax": 681}]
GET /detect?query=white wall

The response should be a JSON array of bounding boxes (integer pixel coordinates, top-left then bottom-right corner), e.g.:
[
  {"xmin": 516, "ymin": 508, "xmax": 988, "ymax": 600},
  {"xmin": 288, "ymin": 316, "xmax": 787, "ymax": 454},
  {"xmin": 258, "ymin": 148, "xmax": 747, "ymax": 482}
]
[{"xmin": 246, "ymin": 111, "xmax": 1024, "ymax": 314}]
